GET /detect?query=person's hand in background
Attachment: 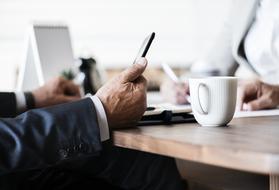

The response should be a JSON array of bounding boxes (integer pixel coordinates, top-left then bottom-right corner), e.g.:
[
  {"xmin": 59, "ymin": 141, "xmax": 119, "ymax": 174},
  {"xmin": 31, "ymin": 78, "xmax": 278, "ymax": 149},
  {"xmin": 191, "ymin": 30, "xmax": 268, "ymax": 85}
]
[
  {"xmin": 237, "ymin": 80, "xmax": 279, "ymax": 111},
  {"xmin": 32, "ymin": 77, "xmax": 81, "ymax": 108},
  {"xmin": 96, "ymin": 58, "xmax": 148, "ymax": 129},
  {"xmin": 160, "ymin": 79, "xmax": 189, "ymax": 105}
]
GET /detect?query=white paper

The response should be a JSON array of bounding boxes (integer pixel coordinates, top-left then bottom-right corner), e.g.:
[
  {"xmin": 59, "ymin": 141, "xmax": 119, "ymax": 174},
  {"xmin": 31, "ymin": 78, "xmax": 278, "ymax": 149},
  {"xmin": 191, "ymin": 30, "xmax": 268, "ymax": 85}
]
[
  {"xmin": 147, "ymin": 92, "xmax": 279, "ymax": 118},
  {"xmin": 234, "ymin": 109, "xmax": 279, "ymax": 118},
  {"xmin": 144, "ymin": 103, "xmax": 192, "ymax": 116}
]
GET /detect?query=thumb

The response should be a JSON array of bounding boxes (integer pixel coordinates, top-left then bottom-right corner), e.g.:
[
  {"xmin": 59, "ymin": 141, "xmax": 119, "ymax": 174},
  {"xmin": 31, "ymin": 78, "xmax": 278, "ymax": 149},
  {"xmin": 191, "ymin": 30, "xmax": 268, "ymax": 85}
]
[
  {"xmin": 246, "ymin": 95, "xmax": 271, "ymax": 111},
  {"xmin": 120, "ymin": 58, "xmax": 147, "ymax": 82}
]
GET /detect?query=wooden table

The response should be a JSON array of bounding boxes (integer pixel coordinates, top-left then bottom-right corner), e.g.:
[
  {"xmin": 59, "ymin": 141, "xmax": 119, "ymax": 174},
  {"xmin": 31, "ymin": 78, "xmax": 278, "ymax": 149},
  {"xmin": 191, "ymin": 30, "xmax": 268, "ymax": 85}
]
[{"xmin": 113, "ymin": 116, "xmax": 279, "ymax": 190}]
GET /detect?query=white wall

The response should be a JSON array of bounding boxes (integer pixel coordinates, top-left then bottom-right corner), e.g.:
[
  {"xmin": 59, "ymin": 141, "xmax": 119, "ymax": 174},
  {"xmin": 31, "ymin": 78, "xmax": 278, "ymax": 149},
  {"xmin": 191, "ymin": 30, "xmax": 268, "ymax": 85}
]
[{"xmin": 0, "ymin": 0, "xmax": 235, "ymax": 90}]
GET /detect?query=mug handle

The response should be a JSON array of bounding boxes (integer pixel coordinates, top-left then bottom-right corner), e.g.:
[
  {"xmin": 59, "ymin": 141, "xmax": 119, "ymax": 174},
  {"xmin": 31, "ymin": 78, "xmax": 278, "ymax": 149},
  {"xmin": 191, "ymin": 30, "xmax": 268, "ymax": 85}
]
[{"xmin": 197, "ymin": 83, "xmax": 209, "ymax": 115}]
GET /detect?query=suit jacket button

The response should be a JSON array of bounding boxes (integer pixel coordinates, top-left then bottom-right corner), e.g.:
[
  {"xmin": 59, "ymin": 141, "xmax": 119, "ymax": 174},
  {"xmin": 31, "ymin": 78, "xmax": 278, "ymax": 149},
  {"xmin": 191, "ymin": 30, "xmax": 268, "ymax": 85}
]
[
  {"xmin": 59, "ymin": 149, "xmax": 68, "ymax": 159},
  {"xmin": 78, "ymin": 143, "xmax": 82, "ymax": 150},
  {"xmin": 73, "ymin": 145, "xmax": 78, "ymax": 152}
]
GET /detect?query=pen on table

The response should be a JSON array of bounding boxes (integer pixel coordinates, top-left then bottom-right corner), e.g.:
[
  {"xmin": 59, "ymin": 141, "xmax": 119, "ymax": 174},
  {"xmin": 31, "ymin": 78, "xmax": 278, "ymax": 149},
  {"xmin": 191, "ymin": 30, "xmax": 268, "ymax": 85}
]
[{"xmin": 161, "ymin": 63, "xmax": 191, "ymax": 103}]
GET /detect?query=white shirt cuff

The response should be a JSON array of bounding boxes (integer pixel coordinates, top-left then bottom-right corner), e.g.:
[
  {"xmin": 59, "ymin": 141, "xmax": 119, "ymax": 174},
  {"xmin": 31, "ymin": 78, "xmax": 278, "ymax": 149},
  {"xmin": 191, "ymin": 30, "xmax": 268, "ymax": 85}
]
[
  {"xmin": 15, "ymin": 92, "xmax": 27, "ymax": 113},
  {"xmin": 89, "ymin": 95, "xmax": 110, "ymax": 142}
]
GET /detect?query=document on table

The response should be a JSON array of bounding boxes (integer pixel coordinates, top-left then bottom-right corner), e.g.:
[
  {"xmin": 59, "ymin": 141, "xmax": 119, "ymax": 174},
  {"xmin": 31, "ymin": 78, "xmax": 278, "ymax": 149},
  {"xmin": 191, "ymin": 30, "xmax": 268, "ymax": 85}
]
[
  {"xmin": 144, "ymin": 103, "xmax": 192, "ymax": 116},
  {"xmin": 140, "ymin": 103, "xmax": 195, "ymax": 126},
  {"xmin": 234, "ymin": 109, "xmax": 279, "ymax": 118}
]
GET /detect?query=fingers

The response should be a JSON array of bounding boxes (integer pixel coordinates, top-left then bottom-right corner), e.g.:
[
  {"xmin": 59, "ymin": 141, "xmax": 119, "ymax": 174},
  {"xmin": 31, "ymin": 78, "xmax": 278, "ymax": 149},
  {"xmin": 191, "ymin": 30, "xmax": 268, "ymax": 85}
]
[
  {"xmin": 237, "ymin": 86, "xmax": 245, "ymax": 110},
  {"xmin": 160, "ymin": 79, "xmax": 189, "ymax": 104},
  {"xmin": 237, "ymin": 81, "xmax": 260, "ymax": 110},
  {"xmin": 175, "ymin": 83, "xmax": 188, "ymax": 96},
  {"xmin": 120, "ymin": 58, "xmax": 147, "ymax": 82},
  {"xmin": 184, "ymin": 81, "xmax": 190, "ymax": 95},
  {"xmin": 237, "ymin": 80, "xmax": 279, "ymax": 111},
  {"xmin": 245, "ymin": 95, "xmax": 272, "ymax": 111},
  {"xmin": 61, "ymin": 78, "xmax": 81, "ymax": 97},
  {"xmin": 174, "ymin": 82, "xmax": 188, "ymax": 104},
  {"xmin": 59, "ymin": 95, "xmax": 81, "ymax": 103},
  {"xmin": 134, "ymin": 76, "xmax": 147, "ymax": 90}
]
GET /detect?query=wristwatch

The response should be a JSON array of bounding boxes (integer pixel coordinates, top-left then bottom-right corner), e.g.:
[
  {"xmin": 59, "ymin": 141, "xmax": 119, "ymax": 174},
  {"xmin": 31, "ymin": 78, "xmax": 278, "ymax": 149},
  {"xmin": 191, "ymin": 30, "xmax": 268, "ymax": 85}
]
[{"xmin": 24, "ymin": 92, "xmax": 35, "ymax": 110}]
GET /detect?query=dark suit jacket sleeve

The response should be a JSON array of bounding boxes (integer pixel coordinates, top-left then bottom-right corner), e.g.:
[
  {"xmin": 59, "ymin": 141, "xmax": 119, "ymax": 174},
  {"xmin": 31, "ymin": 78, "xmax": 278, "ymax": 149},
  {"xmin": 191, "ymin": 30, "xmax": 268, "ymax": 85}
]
[
  {"xmin": 0, "ymin": 92, "xmax": 17, "ymax": 118},
  {"xmin": 0, "ymin": 98, "xmax": 102, "ymax": 175}
]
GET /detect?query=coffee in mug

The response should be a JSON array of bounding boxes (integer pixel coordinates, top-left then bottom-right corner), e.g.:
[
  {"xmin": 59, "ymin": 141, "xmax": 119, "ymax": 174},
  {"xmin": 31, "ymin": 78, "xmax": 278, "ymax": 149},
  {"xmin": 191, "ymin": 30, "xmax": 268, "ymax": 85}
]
[{"xmin": 189, "ymin": 77, "xmax": 237, "ymax": 126}]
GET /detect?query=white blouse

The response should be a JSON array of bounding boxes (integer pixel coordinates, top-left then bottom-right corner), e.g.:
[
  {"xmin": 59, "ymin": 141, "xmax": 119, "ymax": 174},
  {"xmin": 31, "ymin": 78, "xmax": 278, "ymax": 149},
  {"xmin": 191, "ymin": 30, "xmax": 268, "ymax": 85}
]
[{"xmin": 244, "ymin": 0, "xmax": 279, "ymax": 84}]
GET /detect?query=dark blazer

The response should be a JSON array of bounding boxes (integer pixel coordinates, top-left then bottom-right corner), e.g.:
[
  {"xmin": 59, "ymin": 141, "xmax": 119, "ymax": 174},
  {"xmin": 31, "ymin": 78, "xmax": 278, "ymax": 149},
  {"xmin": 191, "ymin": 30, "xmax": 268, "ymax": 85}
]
[
  {"xmin": 0, "ymin": 98, "xmax": 102, "ymax": 175},
  {"xmin": 0, "ymin": 94, "xmax": 184, "ymax": 190},
  {"xmin": 0, "ymin": 92, "xmax": 17, "ymax": 117}
]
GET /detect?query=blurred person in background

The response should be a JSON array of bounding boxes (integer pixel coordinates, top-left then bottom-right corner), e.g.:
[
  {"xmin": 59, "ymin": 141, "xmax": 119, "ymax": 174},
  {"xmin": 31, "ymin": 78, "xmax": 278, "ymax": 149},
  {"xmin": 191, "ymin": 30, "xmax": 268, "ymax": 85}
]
[{"xmin": 161, "ymin": 0, "xmax": 279, "ymax": 111}]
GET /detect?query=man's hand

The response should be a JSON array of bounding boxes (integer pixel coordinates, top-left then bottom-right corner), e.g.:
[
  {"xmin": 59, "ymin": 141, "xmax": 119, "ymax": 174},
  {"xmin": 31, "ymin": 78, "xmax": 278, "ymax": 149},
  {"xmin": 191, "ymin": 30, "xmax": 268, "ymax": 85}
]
[
  {"xmin": 32, "ymin": 77, "xmax": 81, "ymax": 108},
  {"xmin": 160, "ymin": 79, "xmax": 189, "ymax": 105},
  {"xmin": 237, "ymin": 80, "xmax": 279, "ymax": 111},
  {"xmin": 96, "ymin": 58, "xmax": 148, "ymax": 129}
]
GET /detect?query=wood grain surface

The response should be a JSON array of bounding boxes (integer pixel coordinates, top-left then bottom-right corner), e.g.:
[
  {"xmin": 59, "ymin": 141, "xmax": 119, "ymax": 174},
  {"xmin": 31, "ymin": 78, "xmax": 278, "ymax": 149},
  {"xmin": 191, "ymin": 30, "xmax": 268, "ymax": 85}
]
[{"xmin": 113, "ymin": 116, "xmax": 279, "ymax": 175}]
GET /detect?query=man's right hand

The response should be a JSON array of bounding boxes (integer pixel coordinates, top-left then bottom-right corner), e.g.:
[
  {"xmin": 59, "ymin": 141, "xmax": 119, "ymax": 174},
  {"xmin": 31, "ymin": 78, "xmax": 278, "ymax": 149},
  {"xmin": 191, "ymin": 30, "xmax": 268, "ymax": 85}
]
[{"xmin": 96, "ymin": 58, "xmax": 148, "ymax": 129}]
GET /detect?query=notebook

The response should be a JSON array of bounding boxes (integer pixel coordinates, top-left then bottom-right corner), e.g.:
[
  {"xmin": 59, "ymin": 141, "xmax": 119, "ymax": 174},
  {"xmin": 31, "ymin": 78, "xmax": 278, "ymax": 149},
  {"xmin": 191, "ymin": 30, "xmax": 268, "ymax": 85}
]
[{"xmin": 138, "ymin": 103, "xmax": 196, "ymax": 126}]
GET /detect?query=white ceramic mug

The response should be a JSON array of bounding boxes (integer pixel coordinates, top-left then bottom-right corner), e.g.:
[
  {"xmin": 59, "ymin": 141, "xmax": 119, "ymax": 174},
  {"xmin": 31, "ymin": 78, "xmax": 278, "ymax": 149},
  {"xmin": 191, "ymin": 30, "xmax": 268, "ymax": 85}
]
[{"xmin": 189, "ymin": 77, "xmax": 237, "ymax": 126}]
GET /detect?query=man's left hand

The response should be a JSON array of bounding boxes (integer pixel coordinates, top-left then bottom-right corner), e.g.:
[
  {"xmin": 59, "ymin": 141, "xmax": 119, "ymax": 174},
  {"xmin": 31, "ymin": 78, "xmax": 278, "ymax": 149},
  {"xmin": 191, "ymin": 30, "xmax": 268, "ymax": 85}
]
[{"xmin": 32, "ymin": 77, "xmax": 81, "ymax": 108}]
